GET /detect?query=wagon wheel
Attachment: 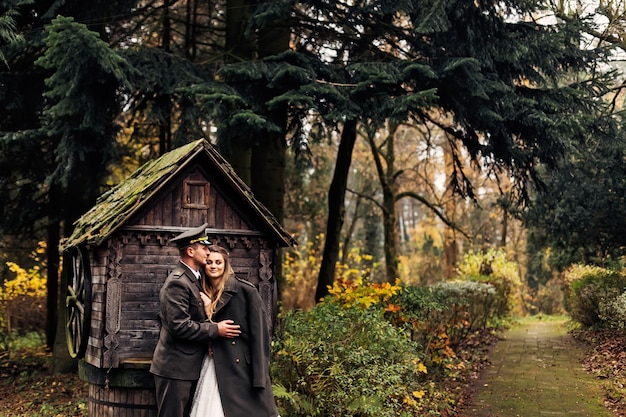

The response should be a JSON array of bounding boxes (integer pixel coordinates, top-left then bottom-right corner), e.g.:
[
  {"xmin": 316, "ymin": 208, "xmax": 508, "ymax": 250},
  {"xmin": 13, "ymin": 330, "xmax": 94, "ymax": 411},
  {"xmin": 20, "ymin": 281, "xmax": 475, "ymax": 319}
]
[{"xmin": 65, "ymin": 246, "xmax": 92, "ymax": 359}]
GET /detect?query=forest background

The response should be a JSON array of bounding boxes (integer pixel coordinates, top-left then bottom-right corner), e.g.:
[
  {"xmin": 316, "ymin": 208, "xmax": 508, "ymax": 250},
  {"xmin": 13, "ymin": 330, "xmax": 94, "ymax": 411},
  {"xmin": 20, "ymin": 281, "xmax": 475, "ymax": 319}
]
[{"xmin": 3, "ymin": 0, "xmax": 626, "ymax": 376}]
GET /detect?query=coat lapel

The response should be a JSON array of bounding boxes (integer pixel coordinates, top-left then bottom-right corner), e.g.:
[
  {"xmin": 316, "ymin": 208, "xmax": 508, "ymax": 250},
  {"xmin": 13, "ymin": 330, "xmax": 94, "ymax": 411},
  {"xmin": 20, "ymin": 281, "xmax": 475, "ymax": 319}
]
[{"xmin": 214, "ymin": 277, "xmax": 238, "ymax": 315}]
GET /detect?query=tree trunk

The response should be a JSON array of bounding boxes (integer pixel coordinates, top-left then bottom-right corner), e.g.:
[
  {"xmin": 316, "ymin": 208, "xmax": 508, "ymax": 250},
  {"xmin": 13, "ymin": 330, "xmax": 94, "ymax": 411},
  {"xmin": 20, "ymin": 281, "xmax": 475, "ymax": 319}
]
[
  {"xmin": 381, "ymin": 193, "xmax": 399, "ymax": 282},
  {"xmin": 46, "ymin": 222, "xmax": 60, "ymax": 349},
  {"xmin": 340, "ymin": 195, "xmax": 361, "ymax": 265},
  {"xmin": 499, "ymin": 208, "xmax": 508, "ymax": 247},
  {"xmin": 442, "ymin": 140, "xmax": 458, "ymax": 280},
  {"xmin": 252, "ymin": 135, "xmax": 286, "ymax": 223},
  {"xmin": 159, "ymin": 1, "xmax": 173, "ymax": 154},
  {"xmin": 52, "ymin": 266, "xmax": 75, "ymax": 373},
  {"xmin": 443, "ymin": 228, "xmax": 458, "ymax": 280},
  {"xmin": 252, "ymin": 14, "xmax": 290, "ymax": 222},
  {"xmin": 379, "ymin": 123, "xmax": 400, "ymax": 282},
  {"xmin": 315, "ymin": 119, "xmax": 358, "ymax": 302},
  {"xmin": 253, "ymin": 11, "xmax": 291, "ymax": 297},
  {"xmin": 45, "ymin": 180, "xmax": 63, "ymax": 349},
  {"xmin": 366, "ymin": 121, "xmax": 400, "ymax": 282},
  {"xmin": 220, "ymin": 0, "xmax": 255, "ymax": 185},
  {"xmin": 225, "ymin": 0, "xmax": 255, "ymax": 60}
]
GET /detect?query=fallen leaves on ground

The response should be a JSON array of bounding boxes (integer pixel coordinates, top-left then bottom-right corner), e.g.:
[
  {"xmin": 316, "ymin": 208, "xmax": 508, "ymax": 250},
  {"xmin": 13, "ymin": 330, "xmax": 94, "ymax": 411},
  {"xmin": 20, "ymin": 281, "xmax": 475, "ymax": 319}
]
[
  {"xmin": 572, "ymin": 328, "xmax": 626, "ymax": 417},
  {"xmin": 449, "ymin": 328, "xmax": 502, "ymax": 415},
  {"xmin": 0, "ymin": 347, "xmax": 87, "ymax": 417}
]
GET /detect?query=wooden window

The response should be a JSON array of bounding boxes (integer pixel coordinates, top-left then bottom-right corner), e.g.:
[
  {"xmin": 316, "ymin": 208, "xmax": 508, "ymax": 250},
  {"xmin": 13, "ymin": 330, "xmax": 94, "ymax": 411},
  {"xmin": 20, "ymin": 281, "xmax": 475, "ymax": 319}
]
[{"xmin": 182, "ymin": 180, "xmax": 210, "ymax": 209}]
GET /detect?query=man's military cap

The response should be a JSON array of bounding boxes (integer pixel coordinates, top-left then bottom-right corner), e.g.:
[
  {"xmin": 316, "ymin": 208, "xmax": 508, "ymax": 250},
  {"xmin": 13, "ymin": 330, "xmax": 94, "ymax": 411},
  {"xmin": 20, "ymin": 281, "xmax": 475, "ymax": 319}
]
[{"xmin": 170, "ymin": 223, "xmax": 212, "ymax": 248}]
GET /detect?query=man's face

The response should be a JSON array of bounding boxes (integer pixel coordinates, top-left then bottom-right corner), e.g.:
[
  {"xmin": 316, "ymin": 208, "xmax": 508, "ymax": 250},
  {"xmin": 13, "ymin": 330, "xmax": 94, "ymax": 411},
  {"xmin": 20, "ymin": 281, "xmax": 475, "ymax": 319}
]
[{"xmin": 188, "ymin": 243, "xmax": 210, "ymax": 269}]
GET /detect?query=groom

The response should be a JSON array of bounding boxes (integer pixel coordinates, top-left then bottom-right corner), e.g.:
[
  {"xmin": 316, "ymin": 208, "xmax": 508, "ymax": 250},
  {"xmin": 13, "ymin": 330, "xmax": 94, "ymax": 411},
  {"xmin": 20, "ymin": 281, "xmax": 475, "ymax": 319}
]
[{"xmin": 150, "ymin": 223, "xmax": 216, "ymax": 417}]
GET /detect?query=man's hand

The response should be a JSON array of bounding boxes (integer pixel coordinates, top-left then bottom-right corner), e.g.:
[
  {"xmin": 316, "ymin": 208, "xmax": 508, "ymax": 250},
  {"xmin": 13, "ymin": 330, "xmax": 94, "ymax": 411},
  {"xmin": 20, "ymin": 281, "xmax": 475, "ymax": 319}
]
[{"xmin": 217, "ymin": 320, "xmax": 241, "ymax": 338}]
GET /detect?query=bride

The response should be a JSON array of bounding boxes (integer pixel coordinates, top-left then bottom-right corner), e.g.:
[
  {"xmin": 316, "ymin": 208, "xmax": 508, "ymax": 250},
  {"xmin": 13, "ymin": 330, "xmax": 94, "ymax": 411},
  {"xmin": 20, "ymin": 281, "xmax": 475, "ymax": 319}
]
[{"xmin": 190, "ymin": 245, "xmax": 280, "ymax": 417}]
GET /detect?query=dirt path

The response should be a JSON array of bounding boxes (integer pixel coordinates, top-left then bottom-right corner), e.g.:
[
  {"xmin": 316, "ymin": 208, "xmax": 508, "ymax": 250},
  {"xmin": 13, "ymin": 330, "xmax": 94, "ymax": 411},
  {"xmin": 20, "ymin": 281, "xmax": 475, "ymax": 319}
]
[{"xmin": 459, "ymin": 317, "xmax": 612, "ymax": 417}]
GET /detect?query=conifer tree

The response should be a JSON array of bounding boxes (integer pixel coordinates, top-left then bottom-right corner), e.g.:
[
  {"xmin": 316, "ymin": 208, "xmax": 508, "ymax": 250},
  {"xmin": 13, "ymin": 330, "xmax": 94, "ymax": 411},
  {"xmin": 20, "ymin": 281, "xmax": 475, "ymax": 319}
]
[
  {"xmin": 242, "ymin": 0, "xmax": 618, "ymax": 293},
  {"xmin": 522, "ymin": 1, "xmax": 626, "ymax": 278},
  {"xmin": 0, "ymin": 8, "xmax": 131, "ymax": 357}
]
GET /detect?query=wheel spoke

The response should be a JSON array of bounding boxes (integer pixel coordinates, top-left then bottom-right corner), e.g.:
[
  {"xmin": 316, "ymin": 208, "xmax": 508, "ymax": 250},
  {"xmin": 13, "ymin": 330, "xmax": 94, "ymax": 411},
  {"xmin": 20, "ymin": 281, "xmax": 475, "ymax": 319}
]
[
  {"xmin": 67, "ymin": 309, "xmax": 76, "ymax": 327},
  {"xmin": 72, "ymin": 321, "xmax": 79, "ymax": 352},
  {"xmin": 77, "ymin": 283, "xmax": 84, "ymax": 299},
  {"xmin": 67, "ymin": 285, "xmax": 76, "ymax": 297},
  {"xmin": 72, "ymin": 260, "xmax": 80, "ymax": 286},
  {"xmin": 65, "ymin": 246, "xmax": 91, "ymax": 359},
  {"xmin": 75, "ymin": 321, "xmax": 82, "ymax": 345}
]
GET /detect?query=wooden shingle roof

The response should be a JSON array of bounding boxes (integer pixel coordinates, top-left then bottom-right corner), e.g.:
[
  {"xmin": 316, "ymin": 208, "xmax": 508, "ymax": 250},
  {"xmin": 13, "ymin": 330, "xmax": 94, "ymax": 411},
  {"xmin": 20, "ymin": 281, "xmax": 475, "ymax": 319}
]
[{"xmin": 60, "ymin": 139, "xmax": 296, "ymax": 250}]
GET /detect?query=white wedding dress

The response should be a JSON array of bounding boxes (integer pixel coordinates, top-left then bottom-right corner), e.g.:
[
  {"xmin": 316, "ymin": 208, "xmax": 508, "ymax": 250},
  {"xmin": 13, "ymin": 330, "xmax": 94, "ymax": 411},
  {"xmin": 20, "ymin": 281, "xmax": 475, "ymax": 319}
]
[{"xmin": 190, "ymin": 354, "xmax": 224, "ymax": 417}]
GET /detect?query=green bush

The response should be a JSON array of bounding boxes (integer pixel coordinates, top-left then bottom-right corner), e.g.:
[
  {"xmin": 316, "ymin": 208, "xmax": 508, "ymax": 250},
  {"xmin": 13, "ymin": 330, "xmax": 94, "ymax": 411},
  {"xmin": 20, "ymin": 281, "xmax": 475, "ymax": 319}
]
[
  {"xmin": 431, "ymin": 280, "xmax": 499, "ymax": 334},
  {"xmin": 565, "ymin": 265, "xmax": 626, "ymax": 327},
  {"xmin": 271, "ymin": 280, "xmax": 510, "ymax": 416},
  {"xmin": 271, "ymin": 302, "xmax": 432, "ymax": 417},
  {"xmin": 385, "ymin": 282, "xmax": 505, "ymax": 379},
  {"xmin": 600, "ymin": 292, "xmax": 626, "ymax": 330},
  {"xmin": 456, "ymin": 248, "xmax": 523, "ymax": 316},
  {"xmin": 0, "ymin": 330, "xmax": 46, "ymax": 352}
]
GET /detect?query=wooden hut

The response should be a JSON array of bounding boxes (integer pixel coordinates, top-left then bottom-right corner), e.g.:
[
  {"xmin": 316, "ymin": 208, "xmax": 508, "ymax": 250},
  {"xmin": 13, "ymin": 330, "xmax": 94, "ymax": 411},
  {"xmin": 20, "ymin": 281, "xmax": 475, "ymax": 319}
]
[{"xmin": 59, "ymin": 138, "xmax": 295, "ymax": 417}]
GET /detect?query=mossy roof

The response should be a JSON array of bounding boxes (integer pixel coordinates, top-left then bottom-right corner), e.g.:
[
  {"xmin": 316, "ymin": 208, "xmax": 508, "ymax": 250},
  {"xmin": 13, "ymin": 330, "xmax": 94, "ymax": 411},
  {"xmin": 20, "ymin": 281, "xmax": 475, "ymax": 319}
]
[{"xmin": 60, "ymin": 139, "xmax": 296, "ymax": 251}]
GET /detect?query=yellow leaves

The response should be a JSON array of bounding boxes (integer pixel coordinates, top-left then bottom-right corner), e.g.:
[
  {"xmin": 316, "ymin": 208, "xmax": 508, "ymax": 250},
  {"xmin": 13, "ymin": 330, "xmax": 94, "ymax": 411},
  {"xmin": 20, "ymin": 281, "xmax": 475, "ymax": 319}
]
[
  {"xmin": 282, "ymin": 235, "xmax": 384, "ymax": 309},
  {"xmin": 282, "ymin": 235, "xmax": 325, "ymax": 309},
  {"xmin": 3, "ymin": 262, "xmax": 47, "ymax": 299},
  {"xmin": 33, "ymin": 241, "xmax": 47, "ymax": 257},
  {"xmin": 412, "ymin": 390, "xmax": 425, "ymax": 399},
  {"xmin": 326, "ymin": 277, "xmax": 401, "ymax": 310},
  {"xmin": 445, "ymin": 360, "xmax": 466, "ymax": 370},
  {"xmin": 1, "ymin": 242, "xmax": 48, "ymax": 300},
  {"xmin": 411, "ymin": 357, "xmax": 428, "ymax": 374},
  {"xmin": 402, "ymin": 390, "xmax": 426, "ymax": 408},
  {"xmin": 417, "ymin": 362, "xmax": 428, "ymax": 374}
]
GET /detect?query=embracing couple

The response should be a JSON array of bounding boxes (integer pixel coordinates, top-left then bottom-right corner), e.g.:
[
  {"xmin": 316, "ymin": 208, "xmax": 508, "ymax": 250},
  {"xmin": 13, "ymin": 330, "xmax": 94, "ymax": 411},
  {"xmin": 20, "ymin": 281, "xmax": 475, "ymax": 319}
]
[{"xmin": 150, "ymin": 223, "xmax": 280, "ymax": 417}]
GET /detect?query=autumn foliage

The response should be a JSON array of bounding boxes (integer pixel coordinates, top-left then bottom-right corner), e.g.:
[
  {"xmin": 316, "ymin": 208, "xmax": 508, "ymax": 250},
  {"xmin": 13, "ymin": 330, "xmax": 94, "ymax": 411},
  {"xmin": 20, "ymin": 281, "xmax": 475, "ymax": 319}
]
[
  {"xmin": 271, "ymin": 272, "xmax": 508, "ymax": 416},
  {"xmin": 0, "ymin": 242, "xmax": 48, "ymax": 345}
]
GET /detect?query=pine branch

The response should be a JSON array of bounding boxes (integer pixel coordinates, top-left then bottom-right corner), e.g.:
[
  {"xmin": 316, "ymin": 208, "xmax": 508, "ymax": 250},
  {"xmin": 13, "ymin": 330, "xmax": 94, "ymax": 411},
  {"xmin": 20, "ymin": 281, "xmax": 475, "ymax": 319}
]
[{"xmin": 554, "ymin": 9, "xmax": 626, "ymax": 51}]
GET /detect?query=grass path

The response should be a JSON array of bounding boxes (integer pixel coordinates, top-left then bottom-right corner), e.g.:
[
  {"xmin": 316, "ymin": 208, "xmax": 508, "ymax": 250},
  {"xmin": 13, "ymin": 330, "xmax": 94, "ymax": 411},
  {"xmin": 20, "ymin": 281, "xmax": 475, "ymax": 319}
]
[{"xmin": 459, "ymin": 317, "xmax": 612, "ymax": 417}]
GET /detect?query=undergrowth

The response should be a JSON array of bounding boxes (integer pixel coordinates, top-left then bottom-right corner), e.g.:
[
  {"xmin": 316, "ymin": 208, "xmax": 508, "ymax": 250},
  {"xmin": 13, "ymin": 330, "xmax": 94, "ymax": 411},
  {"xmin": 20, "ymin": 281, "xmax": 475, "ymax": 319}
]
[{"xmin": 0, "ymin": 333, "xmax": 87, "ymax": 417}]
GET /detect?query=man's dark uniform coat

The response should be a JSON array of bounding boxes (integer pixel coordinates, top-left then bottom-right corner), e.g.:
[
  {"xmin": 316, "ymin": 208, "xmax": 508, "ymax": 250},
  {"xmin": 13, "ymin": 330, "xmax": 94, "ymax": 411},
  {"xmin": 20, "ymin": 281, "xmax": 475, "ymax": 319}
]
[
  {"xmin": 150, "ymin": 262, "xmax": 216, "ymax": 379},
  {"xmin": 150, "ymin": 262, "xmax": 216, "ymax": 416}
]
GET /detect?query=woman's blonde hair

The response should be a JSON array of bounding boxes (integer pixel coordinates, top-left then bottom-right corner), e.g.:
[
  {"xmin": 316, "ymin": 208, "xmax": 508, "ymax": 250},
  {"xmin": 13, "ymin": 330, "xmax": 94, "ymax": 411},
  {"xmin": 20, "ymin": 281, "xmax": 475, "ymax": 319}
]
[{"xmin": 202, "ymin": 245, "xmax": 234, "ymax": 320}]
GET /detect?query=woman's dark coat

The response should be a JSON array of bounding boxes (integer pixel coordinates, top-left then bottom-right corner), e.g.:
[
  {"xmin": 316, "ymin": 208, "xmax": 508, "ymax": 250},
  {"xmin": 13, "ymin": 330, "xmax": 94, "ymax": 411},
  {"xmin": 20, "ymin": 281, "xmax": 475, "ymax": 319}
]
[{"xmin": 210, "ymin": 277, "xmax": 279, "ymax": 417}]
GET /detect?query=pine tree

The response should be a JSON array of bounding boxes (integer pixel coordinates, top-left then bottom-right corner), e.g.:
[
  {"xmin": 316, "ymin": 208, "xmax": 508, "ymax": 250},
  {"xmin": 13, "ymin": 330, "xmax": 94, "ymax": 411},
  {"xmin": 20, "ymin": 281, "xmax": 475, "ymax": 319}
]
[{"xmin": 243, "ymin": 0, "xmax": 618, "ymax": 292}]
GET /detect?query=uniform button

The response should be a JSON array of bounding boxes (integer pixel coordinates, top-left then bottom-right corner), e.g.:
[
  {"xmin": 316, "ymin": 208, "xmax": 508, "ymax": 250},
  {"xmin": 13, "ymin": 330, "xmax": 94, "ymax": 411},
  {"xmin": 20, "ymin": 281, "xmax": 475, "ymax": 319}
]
[
  {"xmin": 231, "ymin": 341, "xmax": 236, "ymax": 345},
  {"xmin": 235, "ymin": 358, "xmax": 240, "ymax": 363}
]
